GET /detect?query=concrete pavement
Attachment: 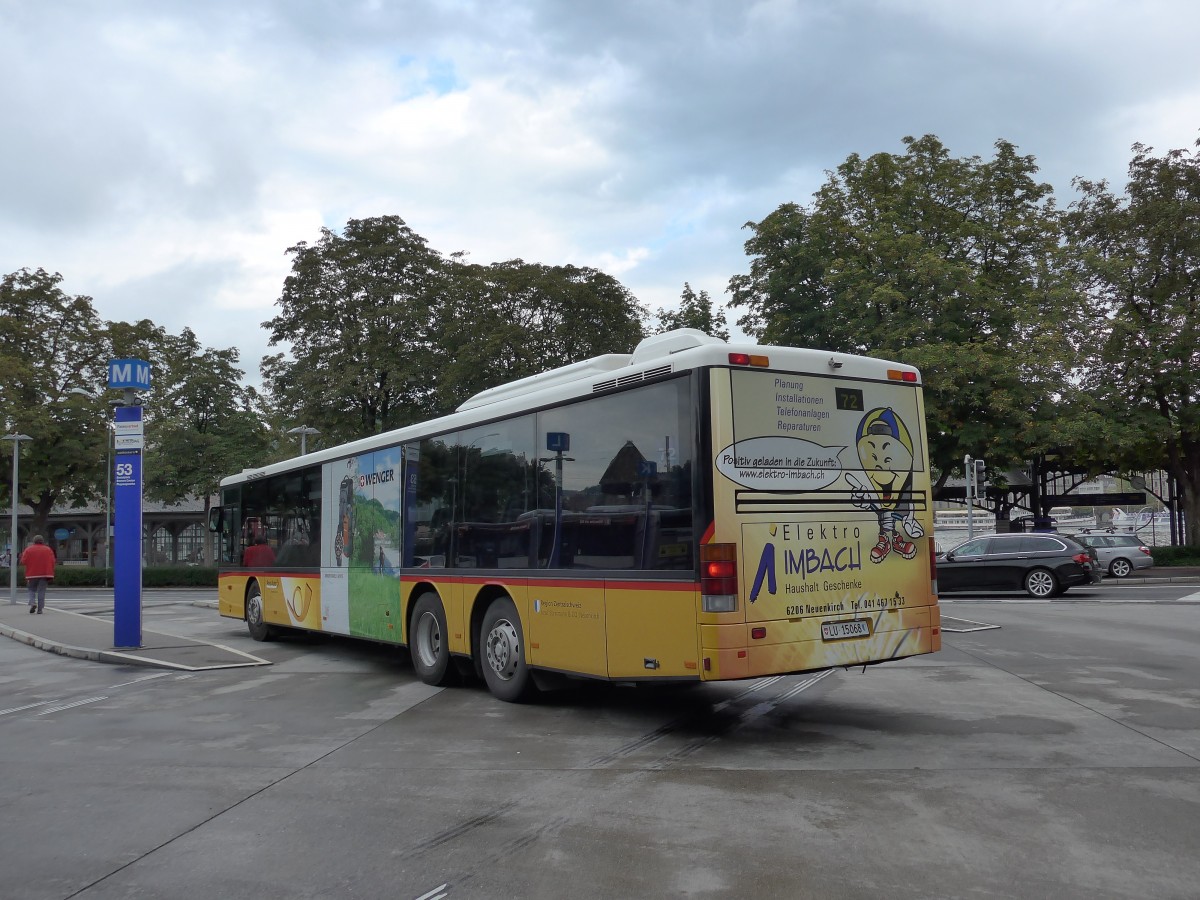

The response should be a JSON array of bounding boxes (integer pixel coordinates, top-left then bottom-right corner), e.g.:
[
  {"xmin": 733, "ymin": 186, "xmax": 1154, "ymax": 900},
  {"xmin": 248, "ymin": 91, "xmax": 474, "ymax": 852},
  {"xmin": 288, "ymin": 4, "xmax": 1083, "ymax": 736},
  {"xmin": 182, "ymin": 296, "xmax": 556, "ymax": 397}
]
[
  {"xmin": 2, "ymin": 568, "xmax": 1198, "ymax": 672},
  {"xmin": 0, "ymin": 593, "xmax": 269, "ymax": 671}
]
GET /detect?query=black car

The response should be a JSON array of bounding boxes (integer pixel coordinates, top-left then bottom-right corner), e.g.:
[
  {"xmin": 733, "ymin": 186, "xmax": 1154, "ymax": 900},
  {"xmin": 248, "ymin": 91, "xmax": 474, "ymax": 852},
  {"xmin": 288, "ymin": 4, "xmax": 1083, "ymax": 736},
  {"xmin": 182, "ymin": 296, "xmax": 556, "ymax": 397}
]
[{"xmin": 936, "ymin": 532, "xmax": 1102, "ymax": 598}]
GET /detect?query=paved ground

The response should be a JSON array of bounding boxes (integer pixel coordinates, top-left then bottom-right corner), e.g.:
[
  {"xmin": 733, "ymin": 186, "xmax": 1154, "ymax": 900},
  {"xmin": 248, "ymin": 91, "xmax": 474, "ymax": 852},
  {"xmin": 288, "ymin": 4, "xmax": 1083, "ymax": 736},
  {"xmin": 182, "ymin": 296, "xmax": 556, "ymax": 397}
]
[
  {"xmin": 2, "ymin": 589, "xmax": 1199, "ymax": 899},
  {"xmin": 2, "ymin": 568, "xmax": 1198, "ymax": 671},
  {"xmin": 0, "ymin": 591, "xmax": 262, "ymax": 670}
]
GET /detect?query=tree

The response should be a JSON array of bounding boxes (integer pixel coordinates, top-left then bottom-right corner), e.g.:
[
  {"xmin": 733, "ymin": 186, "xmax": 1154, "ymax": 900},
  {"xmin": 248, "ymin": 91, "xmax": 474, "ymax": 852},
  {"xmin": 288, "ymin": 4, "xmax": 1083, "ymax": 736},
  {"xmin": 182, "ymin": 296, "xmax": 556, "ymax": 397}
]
[
  {"xmin": 142, "ymin": 328, "xmax": 270, "ymax": 562},
  {"xmin": 728, "ymin": 135, "xmax": 1087, "ymax": 495},
  {"xmin": 0, "ymin": 269, "xmax": 111, "ymax": 546},
  {"xmin": 435, "ymin": 259, "xmax": 647, "ymax": 411},
  {"xmin": 261, "ymin": 216, "xmax": 447, "ymax": 445},
  {"xmin": 654, "ymin": 283, "xmax": 729, "ymax": 340},
  {"xmin": 1068, "ymin": 139, "xmax": 1200, "ymax": 545}
]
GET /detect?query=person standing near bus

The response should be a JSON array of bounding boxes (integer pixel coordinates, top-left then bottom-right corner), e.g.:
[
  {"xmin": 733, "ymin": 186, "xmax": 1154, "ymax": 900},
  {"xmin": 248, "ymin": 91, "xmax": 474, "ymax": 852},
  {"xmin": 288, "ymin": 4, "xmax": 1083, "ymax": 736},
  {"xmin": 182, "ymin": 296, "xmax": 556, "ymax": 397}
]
[{"xmin": 20, "ymin": 534, "xmax": 56, "ymax": 614}]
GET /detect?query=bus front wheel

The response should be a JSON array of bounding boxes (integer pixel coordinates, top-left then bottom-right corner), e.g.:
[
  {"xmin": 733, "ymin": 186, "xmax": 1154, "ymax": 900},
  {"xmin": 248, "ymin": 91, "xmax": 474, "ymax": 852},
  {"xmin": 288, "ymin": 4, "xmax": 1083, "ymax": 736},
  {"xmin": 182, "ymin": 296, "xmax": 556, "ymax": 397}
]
[
  {"xmin": 410, "ymin": 592, "xmax": 456, "ymax": 686},
  {"xmin": 245, "ymin": 582, "xmax": 276, "ymax": 642},
  {"xmin": 480, "ymin": 596, "xmax": 535, "ymax": 703}
]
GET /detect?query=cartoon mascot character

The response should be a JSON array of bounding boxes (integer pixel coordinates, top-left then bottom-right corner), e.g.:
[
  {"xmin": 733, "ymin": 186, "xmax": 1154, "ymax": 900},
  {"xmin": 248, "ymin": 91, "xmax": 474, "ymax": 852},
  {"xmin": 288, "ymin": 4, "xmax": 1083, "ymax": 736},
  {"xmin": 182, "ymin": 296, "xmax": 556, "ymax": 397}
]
[{"xmin": 850, "ymin": 407, "xmax": 924, "ymax": 563}]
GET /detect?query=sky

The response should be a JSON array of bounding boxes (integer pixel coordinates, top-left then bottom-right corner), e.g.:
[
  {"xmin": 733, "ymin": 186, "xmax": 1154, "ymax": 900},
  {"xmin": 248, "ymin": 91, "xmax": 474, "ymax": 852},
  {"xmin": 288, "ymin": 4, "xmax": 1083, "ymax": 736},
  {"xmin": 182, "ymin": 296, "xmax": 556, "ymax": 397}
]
[{"xmin": 2, "ymin": 0, "xmax": 1198, "ymax": 385}]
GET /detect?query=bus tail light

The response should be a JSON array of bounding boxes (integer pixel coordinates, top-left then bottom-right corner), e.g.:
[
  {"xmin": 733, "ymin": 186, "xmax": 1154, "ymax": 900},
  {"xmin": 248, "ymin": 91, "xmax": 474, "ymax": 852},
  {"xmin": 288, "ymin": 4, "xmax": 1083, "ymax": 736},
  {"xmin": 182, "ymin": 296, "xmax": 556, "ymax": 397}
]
[
  {"xmin": 701, "ymin": 542, "xmax": 738, "ymax": 613},
  {"xmin": 728, "ymin": 353, "xmax": 770, "ymax": 367}
]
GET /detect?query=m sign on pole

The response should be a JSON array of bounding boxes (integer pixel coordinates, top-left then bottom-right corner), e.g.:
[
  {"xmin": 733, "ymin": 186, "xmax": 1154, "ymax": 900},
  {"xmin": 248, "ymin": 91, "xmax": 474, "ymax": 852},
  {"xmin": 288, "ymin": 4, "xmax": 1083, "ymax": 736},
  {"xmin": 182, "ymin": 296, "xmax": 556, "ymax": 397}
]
[{"xmin": 109, "ymin": 358, "xmax": 151, "ymax": 648}]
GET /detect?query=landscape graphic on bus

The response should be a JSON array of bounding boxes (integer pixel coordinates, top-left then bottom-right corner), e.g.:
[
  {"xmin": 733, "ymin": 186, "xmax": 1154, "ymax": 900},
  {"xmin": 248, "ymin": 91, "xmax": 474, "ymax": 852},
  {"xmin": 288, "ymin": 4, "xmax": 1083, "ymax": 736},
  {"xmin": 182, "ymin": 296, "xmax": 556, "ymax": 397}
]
[
  {"xmin": 320, "ymin": 448, "xmax": 403, "ymax": 640},
  {"xmin": 719, "ymin": 370, "xmax": 931, "ymax": 624}
]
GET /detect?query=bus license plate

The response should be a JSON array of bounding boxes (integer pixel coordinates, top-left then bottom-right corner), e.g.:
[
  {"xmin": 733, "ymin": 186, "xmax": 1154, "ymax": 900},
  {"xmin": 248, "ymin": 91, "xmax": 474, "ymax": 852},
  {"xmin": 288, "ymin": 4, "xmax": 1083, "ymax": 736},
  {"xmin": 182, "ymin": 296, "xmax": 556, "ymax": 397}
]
[{"xmin": 821, "ymin": 619, "xmax": 871, "ymax": 641}]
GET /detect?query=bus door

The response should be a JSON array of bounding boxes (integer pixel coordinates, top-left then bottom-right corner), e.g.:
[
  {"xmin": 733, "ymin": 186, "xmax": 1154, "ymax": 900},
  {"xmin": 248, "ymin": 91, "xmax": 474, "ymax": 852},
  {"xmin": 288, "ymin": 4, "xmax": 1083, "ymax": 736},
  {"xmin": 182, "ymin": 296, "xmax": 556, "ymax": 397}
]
[{"xmin": 525, "ymin": 512, "xmax": 608, "ymax": 677}]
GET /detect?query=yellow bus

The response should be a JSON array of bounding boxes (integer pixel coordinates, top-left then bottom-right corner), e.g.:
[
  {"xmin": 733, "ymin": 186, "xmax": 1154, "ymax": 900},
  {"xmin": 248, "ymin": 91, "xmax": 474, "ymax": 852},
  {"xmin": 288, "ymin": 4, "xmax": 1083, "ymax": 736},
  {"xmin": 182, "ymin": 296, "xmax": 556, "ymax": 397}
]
[{"xmin": 211, "ymin": 329, "xmax": 940, "ymax": 701}]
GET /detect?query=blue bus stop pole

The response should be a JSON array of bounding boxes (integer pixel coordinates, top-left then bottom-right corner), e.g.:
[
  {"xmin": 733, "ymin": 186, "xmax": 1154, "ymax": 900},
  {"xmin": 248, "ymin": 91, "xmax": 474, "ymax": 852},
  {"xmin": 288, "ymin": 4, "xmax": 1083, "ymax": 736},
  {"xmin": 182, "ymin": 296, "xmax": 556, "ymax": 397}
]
[{"xmin": 113, "ymin": 404, "xmax": 143, "ymax": 648}]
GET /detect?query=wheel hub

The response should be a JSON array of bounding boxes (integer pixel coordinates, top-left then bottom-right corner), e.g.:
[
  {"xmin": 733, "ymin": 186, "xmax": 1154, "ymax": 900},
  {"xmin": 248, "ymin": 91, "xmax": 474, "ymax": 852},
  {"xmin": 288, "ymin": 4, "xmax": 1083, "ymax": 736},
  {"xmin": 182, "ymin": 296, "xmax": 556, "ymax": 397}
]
[
  {"xmin": 1028, "ymin": 571, "xmax": 1054, "ymax": 596},
  {"xmin": 416, "ymin": 611, "xmax": 441, "ymax": 667},
  {"xmin": 486, "ymin": 620, "xmax": 520, "ymax": 681}
]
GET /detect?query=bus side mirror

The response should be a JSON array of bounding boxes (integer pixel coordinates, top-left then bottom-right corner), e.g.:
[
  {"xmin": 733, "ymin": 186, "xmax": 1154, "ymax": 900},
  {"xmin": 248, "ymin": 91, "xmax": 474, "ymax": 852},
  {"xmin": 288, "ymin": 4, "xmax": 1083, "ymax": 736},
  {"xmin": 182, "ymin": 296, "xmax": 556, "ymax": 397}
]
[{"xmin": 208, "ymin": 508, "xmax": 223, "ymax": 533}]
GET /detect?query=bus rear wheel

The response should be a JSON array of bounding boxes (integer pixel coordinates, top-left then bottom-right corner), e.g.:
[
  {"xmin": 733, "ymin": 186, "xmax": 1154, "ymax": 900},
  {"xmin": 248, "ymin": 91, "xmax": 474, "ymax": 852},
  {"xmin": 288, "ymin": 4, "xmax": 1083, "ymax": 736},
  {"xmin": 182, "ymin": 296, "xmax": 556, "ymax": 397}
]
[
  {"xmin": 245, "ymin": 582, "xmax": 276, "ymax": 641},
  {"xmin": 410, "ymin": 592, "xmax": 456, "ymax": 686},
  {"xmin": 480, "ymin": 596, "xmax": 535, "ymax": 703}
]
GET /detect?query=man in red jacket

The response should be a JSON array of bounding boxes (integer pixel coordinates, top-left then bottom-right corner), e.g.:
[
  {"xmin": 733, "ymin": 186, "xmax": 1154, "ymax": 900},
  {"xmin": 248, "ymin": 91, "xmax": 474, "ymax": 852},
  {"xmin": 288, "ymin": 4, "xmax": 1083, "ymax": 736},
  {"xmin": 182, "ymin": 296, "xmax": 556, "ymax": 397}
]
[{"xmin": 20, "ymin": 534, "xmax": 56, "ymax": 614}]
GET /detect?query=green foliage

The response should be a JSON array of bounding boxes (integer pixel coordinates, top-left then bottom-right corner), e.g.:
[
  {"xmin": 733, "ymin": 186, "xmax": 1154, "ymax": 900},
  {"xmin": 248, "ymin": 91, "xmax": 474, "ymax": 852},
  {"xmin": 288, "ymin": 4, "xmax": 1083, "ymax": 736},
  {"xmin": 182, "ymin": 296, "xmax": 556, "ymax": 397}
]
[
  {"xmin": 1150, "ymin": 546, "xmax": 1200, "ymax": 567},
  {"xmin": 261, "ymin": 215, "xmax": 447, "ymax": 445},
  {"xmin": 1068, "ymin": 139, "xmax": 1200, "ymax": 545},
  {"xmin": 260, "ymin": 219, "xmax": 647, "ymax": 440},
  {"xmin": 436, "ymin": 258, "xmax": 647, "ymax": 411},
  {"xmin": 654, "ymin": 283, "xmax": 729, "ymax": 340},
  {"xmin": 0, "ymin": 269, "xmax": 112, "ymax": 537},
  {"xmin": 0, "ymin": 566, "xmax": 108, "ymax": 587},
  {"xmin": 728, "ymin": 135, "xmax": 1087, "ymax": 488},
  {"xmin": 142, "ymin": 328, "xmax": 269, "ymax": 535},
  {"xmin": 1, "ymin": 270, "xmax": 270, "ymax": 560},
  {"xmin": 142, "ymin": 566, "xmax": 218, "ymax": 587},
  {"xmin": 0, "ymin": 566, "xmax": 218, "ymax": 587}
]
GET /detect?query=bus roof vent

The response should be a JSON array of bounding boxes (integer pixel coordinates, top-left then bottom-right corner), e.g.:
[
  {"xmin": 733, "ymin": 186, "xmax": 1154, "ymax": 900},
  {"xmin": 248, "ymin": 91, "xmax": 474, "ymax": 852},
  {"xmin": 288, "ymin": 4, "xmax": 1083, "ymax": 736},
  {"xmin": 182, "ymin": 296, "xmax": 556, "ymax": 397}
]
[
  {"xmin": 629, "ymin": 328, "xmax": 725, "ymax": 364},
  {"xmin": 457, "ymin": 353, "xmax": 632, "ymax": 411},
  {"xmin": 592, "ymin": 363, "xmax": 673, "ymax": 393}
]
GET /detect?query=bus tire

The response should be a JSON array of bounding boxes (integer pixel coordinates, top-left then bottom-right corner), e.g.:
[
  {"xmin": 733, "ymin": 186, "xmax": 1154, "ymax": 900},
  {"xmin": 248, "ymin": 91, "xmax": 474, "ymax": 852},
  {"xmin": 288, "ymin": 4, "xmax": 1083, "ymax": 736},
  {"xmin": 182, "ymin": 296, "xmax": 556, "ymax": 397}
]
[
  {"xmin": 245, "ymin": 581, "xmax": 276, "ymax": 641},
  {"xmin": 480, "ymin": 596, "xmax": 535, "ymax": 703},
  {"xmin": 410, "ymin": 592, "xmax": 456, "ymax": 686}
]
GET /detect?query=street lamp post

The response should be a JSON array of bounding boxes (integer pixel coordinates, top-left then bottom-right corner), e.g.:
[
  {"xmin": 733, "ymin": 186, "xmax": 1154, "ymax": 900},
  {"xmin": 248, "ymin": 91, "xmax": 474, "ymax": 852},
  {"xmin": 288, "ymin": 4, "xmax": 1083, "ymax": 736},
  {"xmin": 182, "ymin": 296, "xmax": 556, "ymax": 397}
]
[
  {"xmin": 4, "ymin": 433, "xmax": 32, "ymax": 605},
  {"xmin": 287, "ymin": 425, "xmax": 320, "ymax": 455}
]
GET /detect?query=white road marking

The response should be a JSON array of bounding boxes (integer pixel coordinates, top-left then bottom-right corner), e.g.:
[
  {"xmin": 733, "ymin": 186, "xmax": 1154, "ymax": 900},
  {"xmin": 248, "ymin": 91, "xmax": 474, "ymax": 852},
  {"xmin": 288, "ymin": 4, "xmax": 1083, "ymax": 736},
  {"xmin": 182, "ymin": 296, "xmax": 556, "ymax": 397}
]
[
  {"xmin": 35, "ymin": 696, "xmax": 108, "ymax": 716},
  {"xmin": 774, "ymin": 669, "xmax": 834, "ymax": 704},
  {"xmin": 713, "ymin": 675, "xmax": 782, "ymax": 712},
  {"xmin": 0, "ymin": 700, "xmax": 60, "ymax": 717},
  {"xmin": 414, "ymin": 884, "xmax": 449, "ymax": 900},
  {"xmin": 941, "ymin": 616, "xmax": 1002, "ymax": 633},
  {"xmin": 108, "ymin": 673, "xmax": 173, "ymax": 689}
]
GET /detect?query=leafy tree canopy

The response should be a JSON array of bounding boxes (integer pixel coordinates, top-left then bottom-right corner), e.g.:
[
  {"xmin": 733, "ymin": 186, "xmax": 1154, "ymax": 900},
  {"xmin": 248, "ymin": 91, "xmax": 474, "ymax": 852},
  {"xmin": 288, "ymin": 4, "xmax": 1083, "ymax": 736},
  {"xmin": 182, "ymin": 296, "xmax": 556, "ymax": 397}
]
[
  {"xmin": 1, "ymin": 269, "xmax": 269, "ymax": 554},
  {"xmin": 436, "ymin": 258, "xmax": 646, "ymax": 412},
  {"xmin": 1068, "ymin": 139, "xmax": 1200, "ymax": 544},
  {"xmin": 0, "ymin": 268, "xmax": 111, "ymax": 541},
  {"xmin": 261, "ymin": 218, "xmax": 647, "ymax": 439},
  {"xmin": 261, "ymin": 215, "xmax": 447, "ymax": 445},
  {"xmin": 654, "ymin": 283, "xmax": 729, "ymax": 340},
  {"xmin": 728, "ymin": 135, "xmax": 1089, "ymax": 488},
  {"xmin": 142, "ymin": 327, "xmax": 270, "ymax": 550}
]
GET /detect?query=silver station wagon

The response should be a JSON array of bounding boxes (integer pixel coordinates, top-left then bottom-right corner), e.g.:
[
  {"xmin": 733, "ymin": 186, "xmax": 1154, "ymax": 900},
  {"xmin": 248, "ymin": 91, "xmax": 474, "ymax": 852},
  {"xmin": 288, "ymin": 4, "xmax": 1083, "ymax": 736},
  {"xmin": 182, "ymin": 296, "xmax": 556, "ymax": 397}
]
[{"xmin": 1069, "ymin": 533, "xmax": 1155, "ymax": 578}]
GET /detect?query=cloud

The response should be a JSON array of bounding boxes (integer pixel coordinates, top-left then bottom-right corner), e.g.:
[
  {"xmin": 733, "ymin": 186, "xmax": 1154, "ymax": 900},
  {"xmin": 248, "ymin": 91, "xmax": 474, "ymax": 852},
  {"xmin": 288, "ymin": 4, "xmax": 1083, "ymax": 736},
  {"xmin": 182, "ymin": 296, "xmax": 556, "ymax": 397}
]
[{"xmin": 2, "ymin": 0, "xmax": 1198, "ymax": 378}]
